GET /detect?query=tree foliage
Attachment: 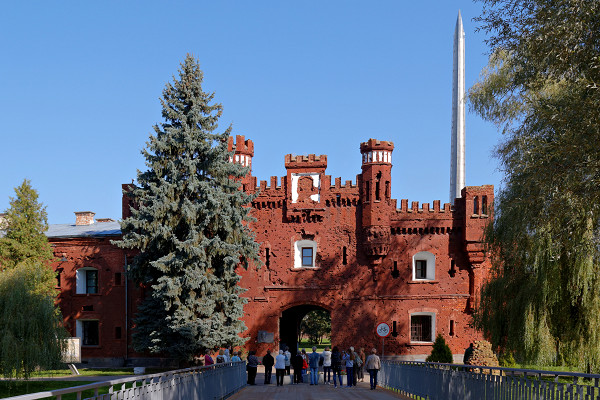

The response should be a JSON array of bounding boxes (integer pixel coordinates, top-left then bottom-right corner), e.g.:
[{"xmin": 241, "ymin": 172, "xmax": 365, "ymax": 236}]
[
  {"xmin": 470, "ymin": 0, "xmax": 600, "ymax": 371},
  {"xmin": 114, "ymin": 55, "xmax": 260, "ymax": 361},
  {"xmin": 0, "ymin": 261, "xmax": 67, "ymax": 378},
  {"xmin": 0, "ymin": 179, "xmax": 53, "ymax": 270},
  {"xmin": 300, "ymin": 310, "xmax": 331, "ymax": 345},
  {"xmin": 0, "ymin": 180, "xmax": 66, "ymax": 378},
  {"xmin": 426, "ymin": 334, "xmax": 453, "ymax": 363}
]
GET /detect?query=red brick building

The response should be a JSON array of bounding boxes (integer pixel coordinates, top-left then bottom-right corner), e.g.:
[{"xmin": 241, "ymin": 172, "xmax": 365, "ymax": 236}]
[{"xmin": 48, "ymin": 136, "xmax": 492, "ymax": 365}]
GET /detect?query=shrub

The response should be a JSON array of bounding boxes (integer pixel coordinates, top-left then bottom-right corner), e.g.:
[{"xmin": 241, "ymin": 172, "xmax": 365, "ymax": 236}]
[{"xmin": 426, "ymin": 334, "xmax": 453, "ymax": 363}]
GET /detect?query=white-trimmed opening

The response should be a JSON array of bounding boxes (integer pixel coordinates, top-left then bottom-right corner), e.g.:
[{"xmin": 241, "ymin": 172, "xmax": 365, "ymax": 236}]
[
  {"xmin": 294, "ymin": 240, "xmax": 317, "ymax": 268},
  {"xmin": 76, "ymin": 267, "xmax": 99, "ymax": 294},
  {"xmin": 76, "ymin": 319, "xmax": 100, "ymax": 346},
  {"xmin": 410, "ymin": 312, "xmax": 436, "ymax": 343},
  {"xmin": 412, "ymin": 251, "xmax": 435, "ymax": 280}
]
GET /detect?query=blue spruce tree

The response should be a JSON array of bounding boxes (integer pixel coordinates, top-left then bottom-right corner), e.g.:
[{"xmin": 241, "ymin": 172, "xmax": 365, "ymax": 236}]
[{"xmin": 115, "ymin": 55, "xmax": 259, "ymax": 361}]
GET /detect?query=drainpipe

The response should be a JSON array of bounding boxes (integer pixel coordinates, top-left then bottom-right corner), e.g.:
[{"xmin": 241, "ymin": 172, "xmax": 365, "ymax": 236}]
[{"xmin": 124, "ymin": 255, "xmax": 128, "ymax": 363}]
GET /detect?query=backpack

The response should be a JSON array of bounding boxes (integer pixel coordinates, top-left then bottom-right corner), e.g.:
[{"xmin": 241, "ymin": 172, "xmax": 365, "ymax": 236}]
[
  {"xmin": 216, "ymin": 355, "xmax": 225, "ymax": 363},
  {"xmin": 354, "ymin": 353, "xmax": 363, "ymax": 367}
]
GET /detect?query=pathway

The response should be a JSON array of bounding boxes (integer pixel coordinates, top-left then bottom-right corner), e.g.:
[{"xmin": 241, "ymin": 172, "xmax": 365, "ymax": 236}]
[{"xmin": 228, "ymin": 371, "xmax": 410, "ymax": 400}]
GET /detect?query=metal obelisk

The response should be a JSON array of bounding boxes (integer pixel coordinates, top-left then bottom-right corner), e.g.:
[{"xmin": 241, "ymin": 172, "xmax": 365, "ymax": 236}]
[{"xmin": 450, "ymin": 11, "xmax": 466, "ymax": 203}]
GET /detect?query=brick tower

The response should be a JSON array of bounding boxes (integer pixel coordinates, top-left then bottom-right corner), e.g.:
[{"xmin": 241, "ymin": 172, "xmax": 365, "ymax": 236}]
[{"xmin": 360, "ymin": 139, "xmax": 394, "ymax": 265}]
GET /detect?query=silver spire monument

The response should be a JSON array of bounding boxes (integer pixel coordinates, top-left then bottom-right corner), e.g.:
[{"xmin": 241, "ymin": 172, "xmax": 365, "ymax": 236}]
[{"xmin": 450, "ymin": 11, "xmax": 466, "ymax": 203}]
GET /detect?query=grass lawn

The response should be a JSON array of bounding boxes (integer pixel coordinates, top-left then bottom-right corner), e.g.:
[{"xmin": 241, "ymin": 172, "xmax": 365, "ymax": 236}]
[{"xmin": 298, "ymin": 338, "xmax": 331, "ymax": 352}]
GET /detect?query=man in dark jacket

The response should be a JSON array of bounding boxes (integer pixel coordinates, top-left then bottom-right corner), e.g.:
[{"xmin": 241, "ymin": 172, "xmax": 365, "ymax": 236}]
[
  {"xmin": 291, "ymin": 352, "xmax": 304, "ymax": 384},
  {"xmin": 263, "ymin": 349, "xmax": 275, "ymax": 384}
]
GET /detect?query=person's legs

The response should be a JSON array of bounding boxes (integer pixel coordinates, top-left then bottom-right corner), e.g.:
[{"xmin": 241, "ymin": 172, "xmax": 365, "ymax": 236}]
[
  {"xmin": 369, "ymin": 369, "xmax": 374, "ymax": 389},
  {"xmin": 264, "ymin": 367, "xmax": 271, "ymax": 384},
  {"xmin": 310, "ymin": 367, "xmax": 317, "ymax": 384},
  {"xmin": 324, "ymin": 366, "xmax": 331, "ymax": 382},
  {"xmin": 346, "ymin": 366, "xmax": 353, "ymax": 386},
  {"xmin": 338, "ymin": 368, "xmax": 343, "ymax": 386},
  {"xmin": 248, "ymin": 367, "xmax": 257, "ymax": 385},
  {"xmin": 373, "ymin": 369, "xmax": 378, "ymax": 389}
]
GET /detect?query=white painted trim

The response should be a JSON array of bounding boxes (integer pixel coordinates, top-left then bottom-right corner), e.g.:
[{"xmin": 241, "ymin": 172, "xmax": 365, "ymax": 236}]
[
  {"xmin": 290, "ymin": 173, "xmax": 320, "ymax": 203},
  {"xmin": 409, "ymin": 312, "xmax": 436, "ymax": 343},
  {"xmin": 294, "ymin": 240, "xmax": 317, "ymax": 269},
  {"xmin": 412, "ymin": 251, "xmax": 436, "ymax": 281}
]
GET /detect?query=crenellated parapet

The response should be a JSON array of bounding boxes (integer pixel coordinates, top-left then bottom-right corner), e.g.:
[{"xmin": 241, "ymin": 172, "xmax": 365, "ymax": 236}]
[
  {"xmin": 360, "ymin": 139, "xmax": 394, "ymax": 165},
  {"xmin": 284, "ymin": 154, "xmax": 327, "ymax": 170},
  {"xmin": 228, "ymin": 135, "xmax": 254, "ymax": 168}
]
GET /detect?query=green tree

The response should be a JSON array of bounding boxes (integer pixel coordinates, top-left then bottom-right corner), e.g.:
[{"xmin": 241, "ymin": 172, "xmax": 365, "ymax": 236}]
[
  {"xmin": 470, "ymin": 1, "xmax": 600, "ymax": 371},
  {"xmin": 300, "ymin": 310, "xmax": 331, "ymax": 345},
  {"xmin": 426, "ymin": 334, "xmax": 453, "ymax": 363},
  {"xmin": 114, "ymin": 55, "xmax": 260, "ymax": 362},
  {"xmin": 0, "ymin": 261, "xmax": 67, "ymax": 378},
  {"xmin": 0, "ymin": 180, "xmax": 66, "ymax": 378},
  {"xmin": 0, "ymin": 179, "xmax": 53, "ymax": 270}
]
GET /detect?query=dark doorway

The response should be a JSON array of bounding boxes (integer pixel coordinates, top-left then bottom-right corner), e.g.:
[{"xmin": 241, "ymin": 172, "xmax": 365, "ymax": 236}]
[{"xmin": 279, "ymin": 304, "xmax": 330, "ymax": 355}]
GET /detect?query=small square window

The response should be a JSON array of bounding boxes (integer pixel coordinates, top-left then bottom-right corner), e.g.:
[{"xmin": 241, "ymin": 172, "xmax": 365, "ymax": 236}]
[
  {"xmin": 415, "ymin": 260, "xmax": 427, "ymax": 279},
  {"xmin": 115, "ymin": 272, "xmax": 122, "ymax": 286},
  {"xmin": 301, "ymin": 247, "xmax": 313, "ymax": 267}
]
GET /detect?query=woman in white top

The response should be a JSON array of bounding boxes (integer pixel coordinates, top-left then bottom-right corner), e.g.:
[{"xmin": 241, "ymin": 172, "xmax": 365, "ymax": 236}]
[
  {"xmin": 275, "ymin": 350, "xmax": 286, "ymax": 386},
  {"xmin": 365, "ymin": 348, "xmax": 382, "ymax": 390},
  {"xmin": 321, "ymin": 347, "xmax": 332, "ymax": 384}
]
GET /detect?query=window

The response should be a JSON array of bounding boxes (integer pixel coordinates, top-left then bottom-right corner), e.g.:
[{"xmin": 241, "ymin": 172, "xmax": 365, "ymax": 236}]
[
  {"xmin": 115, "ymin": 326, "xmax": 122, "ymax": 339},
  {"xmin": 410, "ymin": 313, "xmax": 435, "ymax": 342},
  {"xmin": 302, "ymin": 247, "xmax": 313, "ymax": 266},
  {"xmin": 365, "ymin": 181, "xmax": 370, "ymax": 202},
  {"xmin": 412, "ymin": 251, "xmax": 435, "ymax": 280},
  {"xmin": 294, "ymin": 240, "xmax": 317, "ymax": 268},
  {"xmin": 342, "ymin": 246, "xmax": 347, "ymax": 265},
  {"xmin": 76, "ymin": 320, "xmax": 99, "ymax": 346},
  {"xmin": 415, "ymin": 260, "xmax": 427, "ymax": 279},
  {"xmin": 114, "ymin": 272, "xmax": 122, "ymax": 286},
  {"xmin": 76, "ymin": 268, "xmax": 99, "ymax": 294}
]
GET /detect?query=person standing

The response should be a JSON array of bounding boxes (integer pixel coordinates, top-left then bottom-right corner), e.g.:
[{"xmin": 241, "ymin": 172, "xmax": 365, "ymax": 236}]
[
  {"xmin": 343, "ymin": 349, "xmax": 354, "ymax": 387},
  {"xmin": 231, "ymin": 351, "xmax": 241, "ymax": 362},
  {"xmin": 204, "ymin": 351, "xmax": 214, "ymax": 366},
  {"xmin": 291, "ymin": 351, "xmax": 304, "ymax": 384},
  {"xmin": 331, "ymin": 346, "xmax": 343, "ymax": 388},
  {"xmin": 365, "ymin": 348, "xmax": 381, "ymax": 390},
  {"xmin": 464, "ymin": 343, "xmax": 474, "ymax": 364},
  {"xmin": 263, "ymin": 349, "xmax": 275, "ymax": 384},
  {"xmin": 284, "ymin": 347, "xmax": 291, "ymax": 378},
  {"xmin": 246, "ymin": 350, "xmax": 259, "ymax": 385},
  {"xmin": 308, "ymin": 346, "xmax": 320, "ymax": 385},
  {"xmin": 350, "ymin": 346, "xmax": 361, "ymax": 386},
  {"xmin": 275, "ymin": 350, "xmax": 286, "ymax": 386},
  {"xmin": 321, "ymin": 346, "xmax": 332, "ymax": 384},
  {"xmin": 358, "ymin": 347, "xmax": 366, "ymax": 382}
]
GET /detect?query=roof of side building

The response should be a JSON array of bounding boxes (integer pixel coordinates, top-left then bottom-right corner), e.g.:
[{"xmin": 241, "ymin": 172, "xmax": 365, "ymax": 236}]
[{"xmin": 45, "ymin": 221, "xmax": 122, "ymax": 238}]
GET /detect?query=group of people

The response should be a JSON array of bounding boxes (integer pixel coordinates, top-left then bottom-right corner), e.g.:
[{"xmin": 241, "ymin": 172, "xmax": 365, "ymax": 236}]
[
  {"xmin": 201, "ymin": 348, "xmax": 242, "ymax": 366},
  {"xmin": 249, "ymin": 345, "xmax": 382, "ymax": 390}
]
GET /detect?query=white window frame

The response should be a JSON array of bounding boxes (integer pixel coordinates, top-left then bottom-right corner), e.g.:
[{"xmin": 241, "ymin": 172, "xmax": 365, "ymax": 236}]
[
  {"xmin": 294, "ymin": 240, "xmax": 317, "ymax": 269},
  {"xmin": 76, "ymin": 319, "xmax": 100, "ymax": 346},
  {"xmin": 410, "ymin": 312, "xmax": 436, "ymax": 343},
  {"xmin": 76, "ymin": 267, "xmax": 99, "ymax": 294},
  {"xmin": 412, "ymin": 251, "xmax": 435, "ymax": 281}
]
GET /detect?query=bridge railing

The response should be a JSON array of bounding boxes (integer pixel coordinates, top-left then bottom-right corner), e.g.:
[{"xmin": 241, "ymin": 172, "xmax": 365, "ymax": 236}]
[
  {"xmin": 380, "ymin": 360, "xmax": 600, "ymax": 400},
  {"xmin": 5, "ymin": 361, "xmax": 246, "ymax": 400}
]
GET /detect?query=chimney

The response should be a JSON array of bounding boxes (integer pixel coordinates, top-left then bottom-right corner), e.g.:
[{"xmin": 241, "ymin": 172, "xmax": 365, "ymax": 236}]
[{"xmin": 75, "ymin": 211, "xmax": 95, "ymax": 226}]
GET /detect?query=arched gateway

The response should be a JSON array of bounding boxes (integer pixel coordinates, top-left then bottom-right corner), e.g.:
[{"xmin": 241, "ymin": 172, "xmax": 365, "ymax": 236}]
[
  {"xmin": 48, "ymin": 136, "xmax": 492, "ymax": 366},
  {"xmin": 279, "ymin": 304, "xmax": 330, "ymax": 355}
]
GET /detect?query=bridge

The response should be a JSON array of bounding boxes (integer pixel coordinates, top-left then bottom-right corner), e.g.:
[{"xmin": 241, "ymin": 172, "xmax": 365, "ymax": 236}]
[{"xmin": 5, "ymin": 361, "xmax": 600, "ymax": 400}]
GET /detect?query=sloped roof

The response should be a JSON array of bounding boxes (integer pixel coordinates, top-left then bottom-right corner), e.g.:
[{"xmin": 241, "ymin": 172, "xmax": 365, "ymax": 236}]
[{"xmin": 45, "ymin": 221, "xmax": 122, "ymax": 238}]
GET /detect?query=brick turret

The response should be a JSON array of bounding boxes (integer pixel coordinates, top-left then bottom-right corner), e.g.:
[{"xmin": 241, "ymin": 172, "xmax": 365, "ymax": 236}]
[
  {"xmin": 228, "ymin": 135, "xmax": 254, "ymax": 189},
  {"xmin": 360, "ymin": 139, "xmax": 394, "ymax": 263}
]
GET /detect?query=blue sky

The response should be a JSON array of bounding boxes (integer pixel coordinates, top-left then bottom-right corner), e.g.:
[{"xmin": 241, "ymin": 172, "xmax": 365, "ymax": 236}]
[{"xmin": 0, "ymin": 1, "xmax": 503, "ymax": 224}]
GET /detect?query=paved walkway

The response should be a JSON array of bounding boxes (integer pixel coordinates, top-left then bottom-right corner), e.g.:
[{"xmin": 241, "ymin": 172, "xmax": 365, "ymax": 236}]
[{"xmin": 229, "ymin": 371, "xmax": 410, "ymax": 400}]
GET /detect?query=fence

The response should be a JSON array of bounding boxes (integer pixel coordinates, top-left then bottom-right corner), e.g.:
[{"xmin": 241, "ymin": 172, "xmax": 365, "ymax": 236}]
[
  {"xmin": 6, "ymin": 362, "xmax": 246, "ymax": 400},
  {"xmin": 380, "ymin": 361, "xmax": 600, "ymax": 400}
]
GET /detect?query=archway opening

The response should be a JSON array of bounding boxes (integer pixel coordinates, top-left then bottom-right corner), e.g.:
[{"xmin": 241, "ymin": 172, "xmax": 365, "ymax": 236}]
[{"xmin": 279, "ymin": 305, "xmax": 330, "ymax": 355}]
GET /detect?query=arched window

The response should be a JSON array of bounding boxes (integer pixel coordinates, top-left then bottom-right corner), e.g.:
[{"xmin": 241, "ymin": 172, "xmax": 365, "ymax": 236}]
[
  {"xmin": 294, "ymin": 240, "xmax": 317, "ymax": 269},
  {"xmin": 76, "ymin": 267, "xmax": 99, "ymax": 294},
  {"xmin": 412, "ymin": 251, "xmax": 435, "ymax": 281}
]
